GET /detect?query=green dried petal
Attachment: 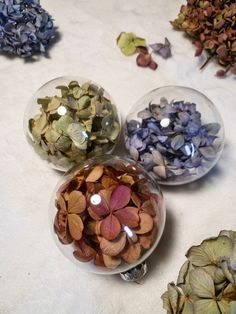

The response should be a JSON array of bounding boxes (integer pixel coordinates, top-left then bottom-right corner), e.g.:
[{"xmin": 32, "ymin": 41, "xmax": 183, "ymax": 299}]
[
  {"xmin": 231, "ymin": 301, "xmax": 236, "ymax": 313},
  {"xmin": 194, "ymin": 299, "xmax": 220, "ymax": 314},
  {"xmin": 77, "ymin": 108, "xmax": 92, "ymax": 119},
  {"xmin": 167, "ymin": 282, "xmax": 181, "ymax": 314},
  {"xmin": 81, "ymin": 82, "xmax": 90, "ymax": 91},
  {"xmin": 78, "ymin": 95, "xmax": 90, "ymax": 110},
  {"xmin": 56, "ymin": 115, "xmax": 74, "ymax": 134},
  {"xmin": 203, "ymin": 265, "xmax": 226, "ymax": 285},
  {"xmin": 117, "ymin": 32, "xmax": 138, "ymax": 56},
  {"xmin": 189, "ymin": 268, "xmax": 215, "ymax": 298},
  {"xmin": 55, "ymin": 136, "xmax": 71, "ymax": 152},
  {"xmin": 44, "ymin": 127, "xmax": 60, "ymax": 143},
  {"xmin": 73, "ymin": 86, "xmax": 86, "ymax": 99},
  {"xmin": 177, "ymin": 261, "xmax": 190, "ymax": 286},
  {"xmin": 46, "ymin": 97, "xmax": 61, "ymax": 112},
  {"xmin": 133, "ymin": 37, "xmax": 146, "ymax": 47},
  {"xmin": 66, "ymin": 123, "xmax": 88, "ymax": 150},
  {"xmin": 217, "ymin": 299, "xmax": 230, "ymax": 314},
  {"xmin": 83, "ymin": 118, "xmax": 93, "ymax": 132},
  {"xmin": 68, "ymin": 81, "xmax": 80, "ymax": 89},
  {"xmin": 37, "ymin": 97, "xmax": 51, "ymax": 111},
  {"xmin": 56, "ymin": 85, "xmax": 69, "ymax": 98},
  {"xmin": 107, "ymin": 121, "xmax": 120, "ymax": 142},
  {"xmin": 161, "ymin": 291, "xmax": 172, "ymax": 312}
]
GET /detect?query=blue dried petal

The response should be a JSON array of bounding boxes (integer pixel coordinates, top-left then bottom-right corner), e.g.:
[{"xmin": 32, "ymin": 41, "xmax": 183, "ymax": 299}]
[{"xmin": 0, "ymin": 0, "xmax": 55, "ymax": 57}]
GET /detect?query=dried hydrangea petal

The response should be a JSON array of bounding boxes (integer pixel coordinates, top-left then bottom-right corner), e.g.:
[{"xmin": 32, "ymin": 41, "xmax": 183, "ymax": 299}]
[{"xmin": 100, "ymin": 232, "xmax": 126, "ymax": 257}]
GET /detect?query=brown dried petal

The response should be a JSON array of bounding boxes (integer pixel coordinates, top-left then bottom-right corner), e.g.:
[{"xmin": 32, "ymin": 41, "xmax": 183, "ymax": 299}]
[
  {"xmin": 131, "ymin": 192, "xmax": 142, "ymax": 208},
  {"xmin": 68, "ymin": 191, "xmax": 86, "ymax": 214},
  {"xmin": 141, "ymin": 199, "xmax": 156, "ymax": 216},
  {"xmin": 94, "ymin": 253, "xmax": 105, "ymax": 267},
  {"xmin": 58, "ymin": 195, "xmax": 66, "ymax": 211},
  {"xmin": 73, "ymin": 239, "xmax": 96, "ymax": 262},
  {"xmin": 87, "ymin": 206, "xmax": 101, "ymax": 221},
  {"xmin": 103, "ymin": 254, "xmax": 121, "ymax": 269},
  {"xmin": 134, "ymin": 213, "xmax": 154, "ymax": 234},
  {"xmin": 100, "ymin": 232, "xmax": 127, "ymax": 256},
  {"xmin": 120, "ymin": 175, "xmax": 135, "ymax": 186},
  {"xmin": 101, "ymin": 175, "xmax": 118, "ymax": 189},
  {"xmin": 54, "ymin": 211, "xmax": 73, "ymax": 244},
  {"xmin": 85, "ymin": 165, "xmax": 104, "ymax": 182},
  {"xmin": 85, "ymin": 220, "xmax": 101, "ymax": 235},
  {"xmin": 114, "ymin": 207, "xmax": 139, "ymax": 228},
  {"xmin": 139, "ymin": 226, "xmax": 157, "ymax": 249},
  {"xmin": 68, "ymin": 214, "xmax": 84, "ymax": 240},
  {"xmin": 100, "ymin": 214, "xmax": 121, "ymax": 240},
  {"xmin": 121, "ymin": 243, "xmax": 141, "ymax": 264}
]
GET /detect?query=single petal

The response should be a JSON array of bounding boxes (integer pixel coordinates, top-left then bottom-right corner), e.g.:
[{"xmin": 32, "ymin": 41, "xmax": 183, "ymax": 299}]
[
  {"xmin": 139, "ymin": 226, "xmax": 157, "ymax": 249},
  {"xmin": 199, "ymin": 146, "xmax": 216, "ymax": 160},
  {"xmin": 115, "ymin": 207, "xmax": 139, "ymax": 228},
  {"xmin": 87, "ymin": 206, "xmax": 101, "ymax": 221},
  {"xmin": 85, "ymin": 165, "xmax": 104, "ymax": 182},
  {"xmin": 194, "ymin": 299, "xmax": 220, "ymax": 314},
  {"xmin": 171, "ymin": 135, "xmax": 185, "ymax": 150},
  {"xmin": 68, "ymin": 214, "xmax": 84, "ymax": 240},
  {"xmin": 120, "ymin": 175, "xmax": 135, "ymax": 186},
  {"xmin": 73, "ymin": 239, "xmax": 96, "ymax": 262},
  {"xmin": 100, "ymin": 232, "xmax": 127, "ymax": 256},
  {"xmin": 94, "ymin": 253, "xmax": 105, "ymax": 267},
  {"xmin": 100, "ymin": 214, "xmax": 121, "ymax": 240},
  {"xmin": 189, "ymin": 268, "xmax": 215, "ymax": 298},
  {"xmin": 101, "ymin": 175, "xmax": 118, "ymax": 189},
  {"xmin": 110, "ymin": 185, "xmax": 131, "ymax": 210},
  {"xmin": 149, "ymin": 59, "xmax": 158, "ymax": 70},
  {"xmin": 141, "ymin": 200, "xmax": 156, "ymax": 216},
  {"xmin": 57, "ymin": 195, "xmax": 66, "ymax": 211},
  {"xmin": 136, "ymin": 52, "xmax": 151, "ymax": 67},
  {"xmin": 131, "ymin": 192, "xmax": 141, "ymax": 208},
  {"xmin": 121, "ymin": 243, "xmax": 141, "ymax": 264},
  {"xmin": 68, "ymin": 191, "xmax": 86, "ymax": 214},
  {"xmin": 134, "ymin": 213, "xmax": 154, "ymax": 234},
  {"xmin": 103, "ymin": 254, "xmax": 121, "ymax": 269},
  {"xmin": 153, "ymin": 165, "xmax": 167, "ymax": 179},
  {"xmin": 54, "ymin": 210, "xmax": 72, "ymax": 244}
]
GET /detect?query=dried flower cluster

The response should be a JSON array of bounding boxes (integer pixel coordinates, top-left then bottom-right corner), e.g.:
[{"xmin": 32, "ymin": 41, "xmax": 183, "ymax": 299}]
[
  {"xmin": 28, "ymin": 80, "xmax": 120, "ymax": 170},
  {"xmin": 116, "ymin": 32, "xmax": 172, "ymax": 70},
  {"xmin": 0, "ymin": 0, "xmax": 54, "ymax": 57},
  {"xmin": 125, "ymin": 97, "xmax": 221, "ymax": 181},
  {"xmin": 162, "ymin": 230, "xmax": 236, "ymax": 314},
  {"xmin": 171, "ymin": 0, "xmax": 236, "ymax": 77},
  {"xmin": 54, "ymin": 162, "xmax": 161, "ymax": 269}
]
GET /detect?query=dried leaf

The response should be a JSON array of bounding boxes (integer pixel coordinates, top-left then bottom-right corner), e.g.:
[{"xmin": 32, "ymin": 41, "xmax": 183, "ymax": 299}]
[{"xmin": 100, "ymin": 232, "xmax": 126, "ymax": 256}]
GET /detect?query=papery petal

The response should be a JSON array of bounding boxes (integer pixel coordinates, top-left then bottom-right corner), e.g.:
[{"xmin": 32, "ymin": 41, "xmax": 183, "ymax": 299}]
[
  {"xmin": 68, "ymin": 214, "xmax": 84, "ymax": 240},
  {"xmin": 115, "ymin": 207, "xmax": 139, "ymax": 228},
  {"xmin": 110, "ymin": 185, "xmax": 131, "ymax": 210},
  {"xmin": 100, "ymin": 214, "xmax": 121, "ymax": 240},
  {"xmin": 73, "ymin": 239, "xmax": 96, "ymax": 262},
  {"xmin": 100, "ymin": 232, "xmax": 127, "ymax": 256}
]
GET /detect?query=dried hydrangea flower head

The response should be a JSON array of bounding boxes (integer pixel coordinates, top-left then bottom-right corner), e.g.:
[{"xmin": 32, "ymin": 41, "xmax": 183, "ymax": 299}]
[
  {"xmin": 171, "ymin": 0, "xmax": 236, "ymax": 77},
  {"xmin": 162, "ymin": 230, "xmax": 236, "ymax": 314},
  {"xmin": 26, "ymin": 78, "xmax": 120, "ymax": 171},
  {"xmin": 0, "ymin": 0, "xmax": 55, "ymax": 57},
  {"xmin": 125, "ymin": 86, "xmax": 224, "ymax": 185},
  {"xmin": 51, "ymin": 156, "xmax": 166, "ymax": 272}
]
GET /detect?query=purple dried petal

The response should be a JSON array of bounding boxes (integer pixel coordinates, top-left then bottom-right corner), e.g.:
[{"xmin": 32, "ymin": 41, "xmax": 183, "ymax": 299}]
[
  {"xmin": 199, "ymin": 146, "xmax": 215, "ymax": 160},
  {"xmin": 204, "ymin": 123, "xmax": 220, "ymax": 135},
  {"xmin": 171, "ymin": 135, "xmax": 185, "ymax": 150},
  {"xmin": 150, "ymin": 37, "xmax": 172, "ymax": 59},
  {"xmin": 129, "ymin": 146, "xmax": 139, "ymax": 161},
  {"xmin": 110, "ymin": 185, "xmax": 131, "ymax": 211},
  {"xmin": 158, "ymin": 46, "xmax": 171, "ymax": 59}
]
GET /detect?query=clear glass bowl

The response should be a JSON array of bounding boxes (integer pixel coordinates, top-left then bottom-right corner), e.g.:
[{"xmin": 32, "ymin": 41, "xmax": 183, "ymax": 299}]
[
  {"xmin": 49, "ymin": 155, "xmax": 166, "ymax": 275},
  {"xmin": 124, "ymin": 86, "xmax": 225, "ymax": 185},
  {"xmin": 24, "ymin": 76, "xmax": 121, "ymax": 171}
]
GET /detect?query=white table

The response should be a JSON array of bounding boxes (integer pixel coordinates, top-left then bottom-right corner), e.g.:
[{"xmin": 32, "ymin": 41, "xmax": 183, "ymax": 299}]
[{"xmin": 1, "ymin": 1, "xmax": 235, "ymax": 313}]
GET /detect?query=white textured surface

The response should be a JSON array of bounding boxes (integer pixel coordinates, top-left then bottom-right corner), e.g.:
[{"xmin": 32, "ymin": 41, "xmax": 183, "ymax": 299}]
[{"xmin": 0, "ymin": 1, "xmax": 236, "ymax": 313}]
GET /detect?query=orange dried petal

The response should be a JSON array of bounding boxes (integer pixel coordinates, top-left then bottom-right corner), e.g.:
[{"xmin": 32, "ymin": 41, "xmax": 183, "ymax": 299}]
[
  {"xmin": 114, "ymin": 207, "xmax": 139, "ymax": 228},
  {"xmin": 68, "ymin": 191, "xmax": 86, "ymax": 214},
  {"xmin": 121, "ymin": 243, "xmax": 141, "ymax": 264},
  {"xmin": 100, "ymin": 214, "xmax": 121, "ymax": 240},
  {"xmin": 68, "ymin": 214, "xmax": 84, "ymax": 240},
  {"xmin": 100, "ymin": 232, "xmax": 127, "ymax": 256},
  {"xmin": 85, "ymin": 165, "xmax": 104, "ymax": 182},
  {"xmin": 120, "ymin": 175, "xmax": 135, "ymax": 186},
  {"xmin": 58, "ymin": 195, "xmax": 66, "ymax": 211},
  {"xmin": 103, "ymin": 254, "xmax": 121, "ymax": 269},
  {"xmin": 141, "ymin": 199, "xmax": 156, "ymax": 216},
  {"xmin": 101, "ymin": 175, "xmax": 118, "ymax": 189},
  {"xmin": 134, "ymin": 213, "xmax": 154, "ymax": 234}
]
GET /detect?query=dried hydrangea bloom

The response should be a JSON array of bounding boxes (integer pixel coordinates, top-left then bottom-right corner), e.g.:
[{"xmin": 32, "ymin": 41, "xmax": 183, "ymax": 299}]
[
  {"xmin": 171, "ymin": 0, "xmax": 236, "ymax": 77},
  {"xmin": 162, "ymin": 230, "xmax": 236, "ymax": 314},
  {"xmin": 0, "ymin": 0, "xmax": 55, "ymax": 57},
  {"xmin": 27, "ymin": 79, "xmax": 121, "ymax": 170},
  {"xmin": 52, "ymin": 157, "xmax": 165, "ymax": 270}
]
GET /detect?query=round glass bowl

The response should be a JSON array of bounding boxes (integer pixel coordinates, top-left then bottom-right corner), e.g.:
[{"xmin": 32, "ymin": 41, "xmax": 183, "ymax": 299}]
[
  {"xmin": 49, "ymin": 155, "xmax": 166, "ymax": 275},
  {"xmin": 24, "ymin": 76, "xmax": 121, "ymax": 171},
  {"xmin": 125, "ymin": 86, "xmax": 225, "ymax": 185}
]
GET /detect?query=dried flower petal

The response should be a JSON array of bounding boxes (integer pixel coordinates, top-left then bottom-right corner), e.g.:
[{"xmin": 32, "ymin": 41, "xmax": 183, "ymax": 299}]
[
  {"xmin": 103, "ymin": 254, "xmax": 121, "ymax": 269},
  {"xmin": 121, "ymin": 243, "xmax": 141, "ymax": 264},
  {"xmin": 114, "ymin": 207, "xmax": 139, "ymax": 228},
  {"xmin": 100, "ymin": 233, "xmax": 126, "ymax": 256},
  {"xmin": 110, "ymin": 185, "xmax": 131, "ymax": 211},
  {"xmin": 68, "ymin": 214, "xmax": 84, "ymax": 240},
  {"xmin": 85, "ymin": 165, "xmax": 104, "ymax": 182},
  {"xmin": 100, "ymin": 214, "xmax": 121, "ymax": 240},
  {"xmin": 134, "ymin": 213, "xmax": 154, "ymax": 234},
  {"xmin": 68, "ymin": 191, "xmax": 86, "ymax": 214},
  {"xmin": 73, "ymin": 239, "xmax": 96, "ymax": 262}
]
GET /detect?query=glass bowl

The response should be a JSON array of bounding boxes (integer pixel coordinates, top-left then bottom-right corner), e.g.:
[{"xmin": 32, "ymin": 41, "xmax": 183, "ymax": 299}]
[
  {"xmin": 24, "ymin": 76, "xmax": 121, "ymax": 171},
  {"xmin": 124, "ymin": 86, "xmax": 225, "ymax": 185},
  {"xmin": 49, "ymin": 155, "xmax": 166, "ymax": 275}
]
